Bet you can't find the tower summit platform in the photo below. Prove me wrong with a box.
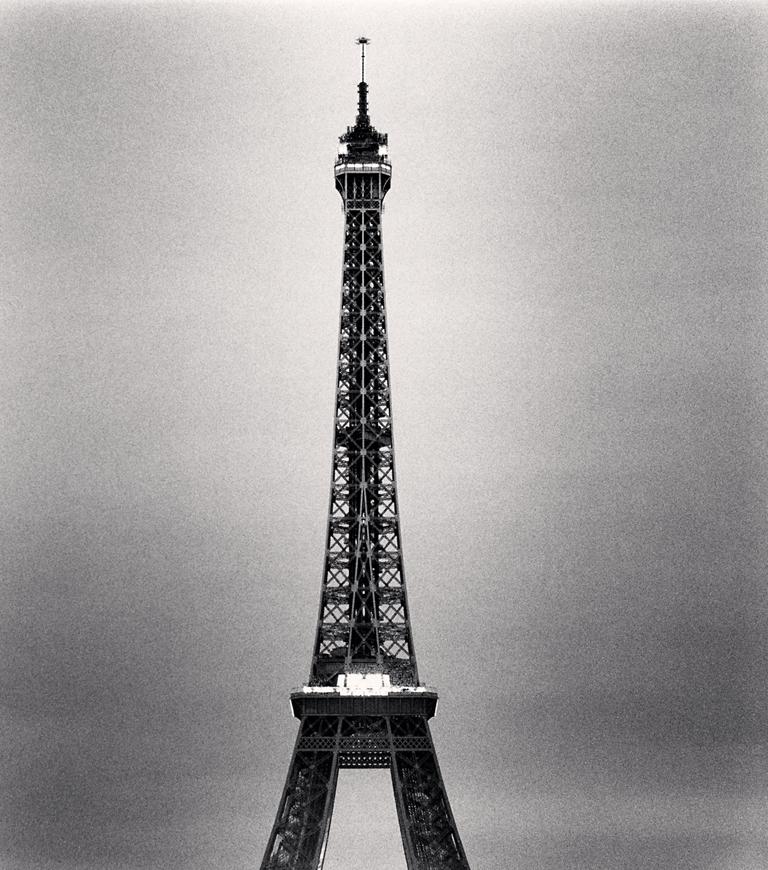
[335,36,391,191]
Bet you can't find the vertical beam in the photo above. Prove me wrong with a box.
[387,715,420,870]
[315,719,341,869]
[260,718,340,870]
[389,718,470,870]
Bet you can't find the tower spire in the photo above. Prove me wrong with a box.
[341,37,386,162]
[357,35,368,82]
[355,36,370,125]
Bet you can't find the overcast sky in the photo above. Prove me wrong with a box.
[1,2,767,869]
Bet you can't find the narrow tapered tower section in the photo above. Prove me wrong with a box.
[260,41,470,870]
[311,40,417,689]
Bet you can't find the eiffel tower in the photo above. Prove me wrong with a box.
[260,40,470,870]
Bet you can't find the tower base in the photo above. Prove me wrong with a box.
[261,682,469,870]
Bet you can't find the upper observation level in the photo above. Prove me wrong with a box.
[335,38,391,192]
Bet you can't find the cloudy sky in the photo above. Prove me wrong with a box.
[1,2,767,868]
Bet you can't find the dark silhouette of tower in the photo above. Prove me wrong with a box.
[260,40,470,870]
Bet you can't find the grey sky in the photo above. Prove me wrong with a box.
[1,3,767,869]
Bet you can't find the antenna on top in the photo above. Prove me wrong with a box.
[356,36,369,82]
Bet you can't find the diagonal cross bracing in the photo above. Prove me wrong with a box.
[311,188,417,688]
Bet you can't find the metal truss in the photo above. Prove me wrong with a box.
[261,714,469,870]
[311,169,417,688]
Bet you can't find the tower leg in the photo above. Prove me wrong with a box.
[389,717,470,870]
[261,717,340,870]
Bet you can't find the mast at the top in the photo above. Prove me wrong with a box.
[358,36,367,82]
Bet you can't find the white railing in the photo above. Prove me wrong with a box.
[335,159,392,175]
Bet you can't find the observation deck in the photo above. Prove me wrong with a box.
[291,673,438,719]
[334,155,391,177]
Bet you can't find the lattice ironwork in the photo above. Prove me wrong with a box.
[260,46,470,870]
[262,713,468,870]
[311,180,418,688]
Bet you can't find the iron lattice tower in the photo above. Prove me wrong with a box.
[260,41,470,870]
